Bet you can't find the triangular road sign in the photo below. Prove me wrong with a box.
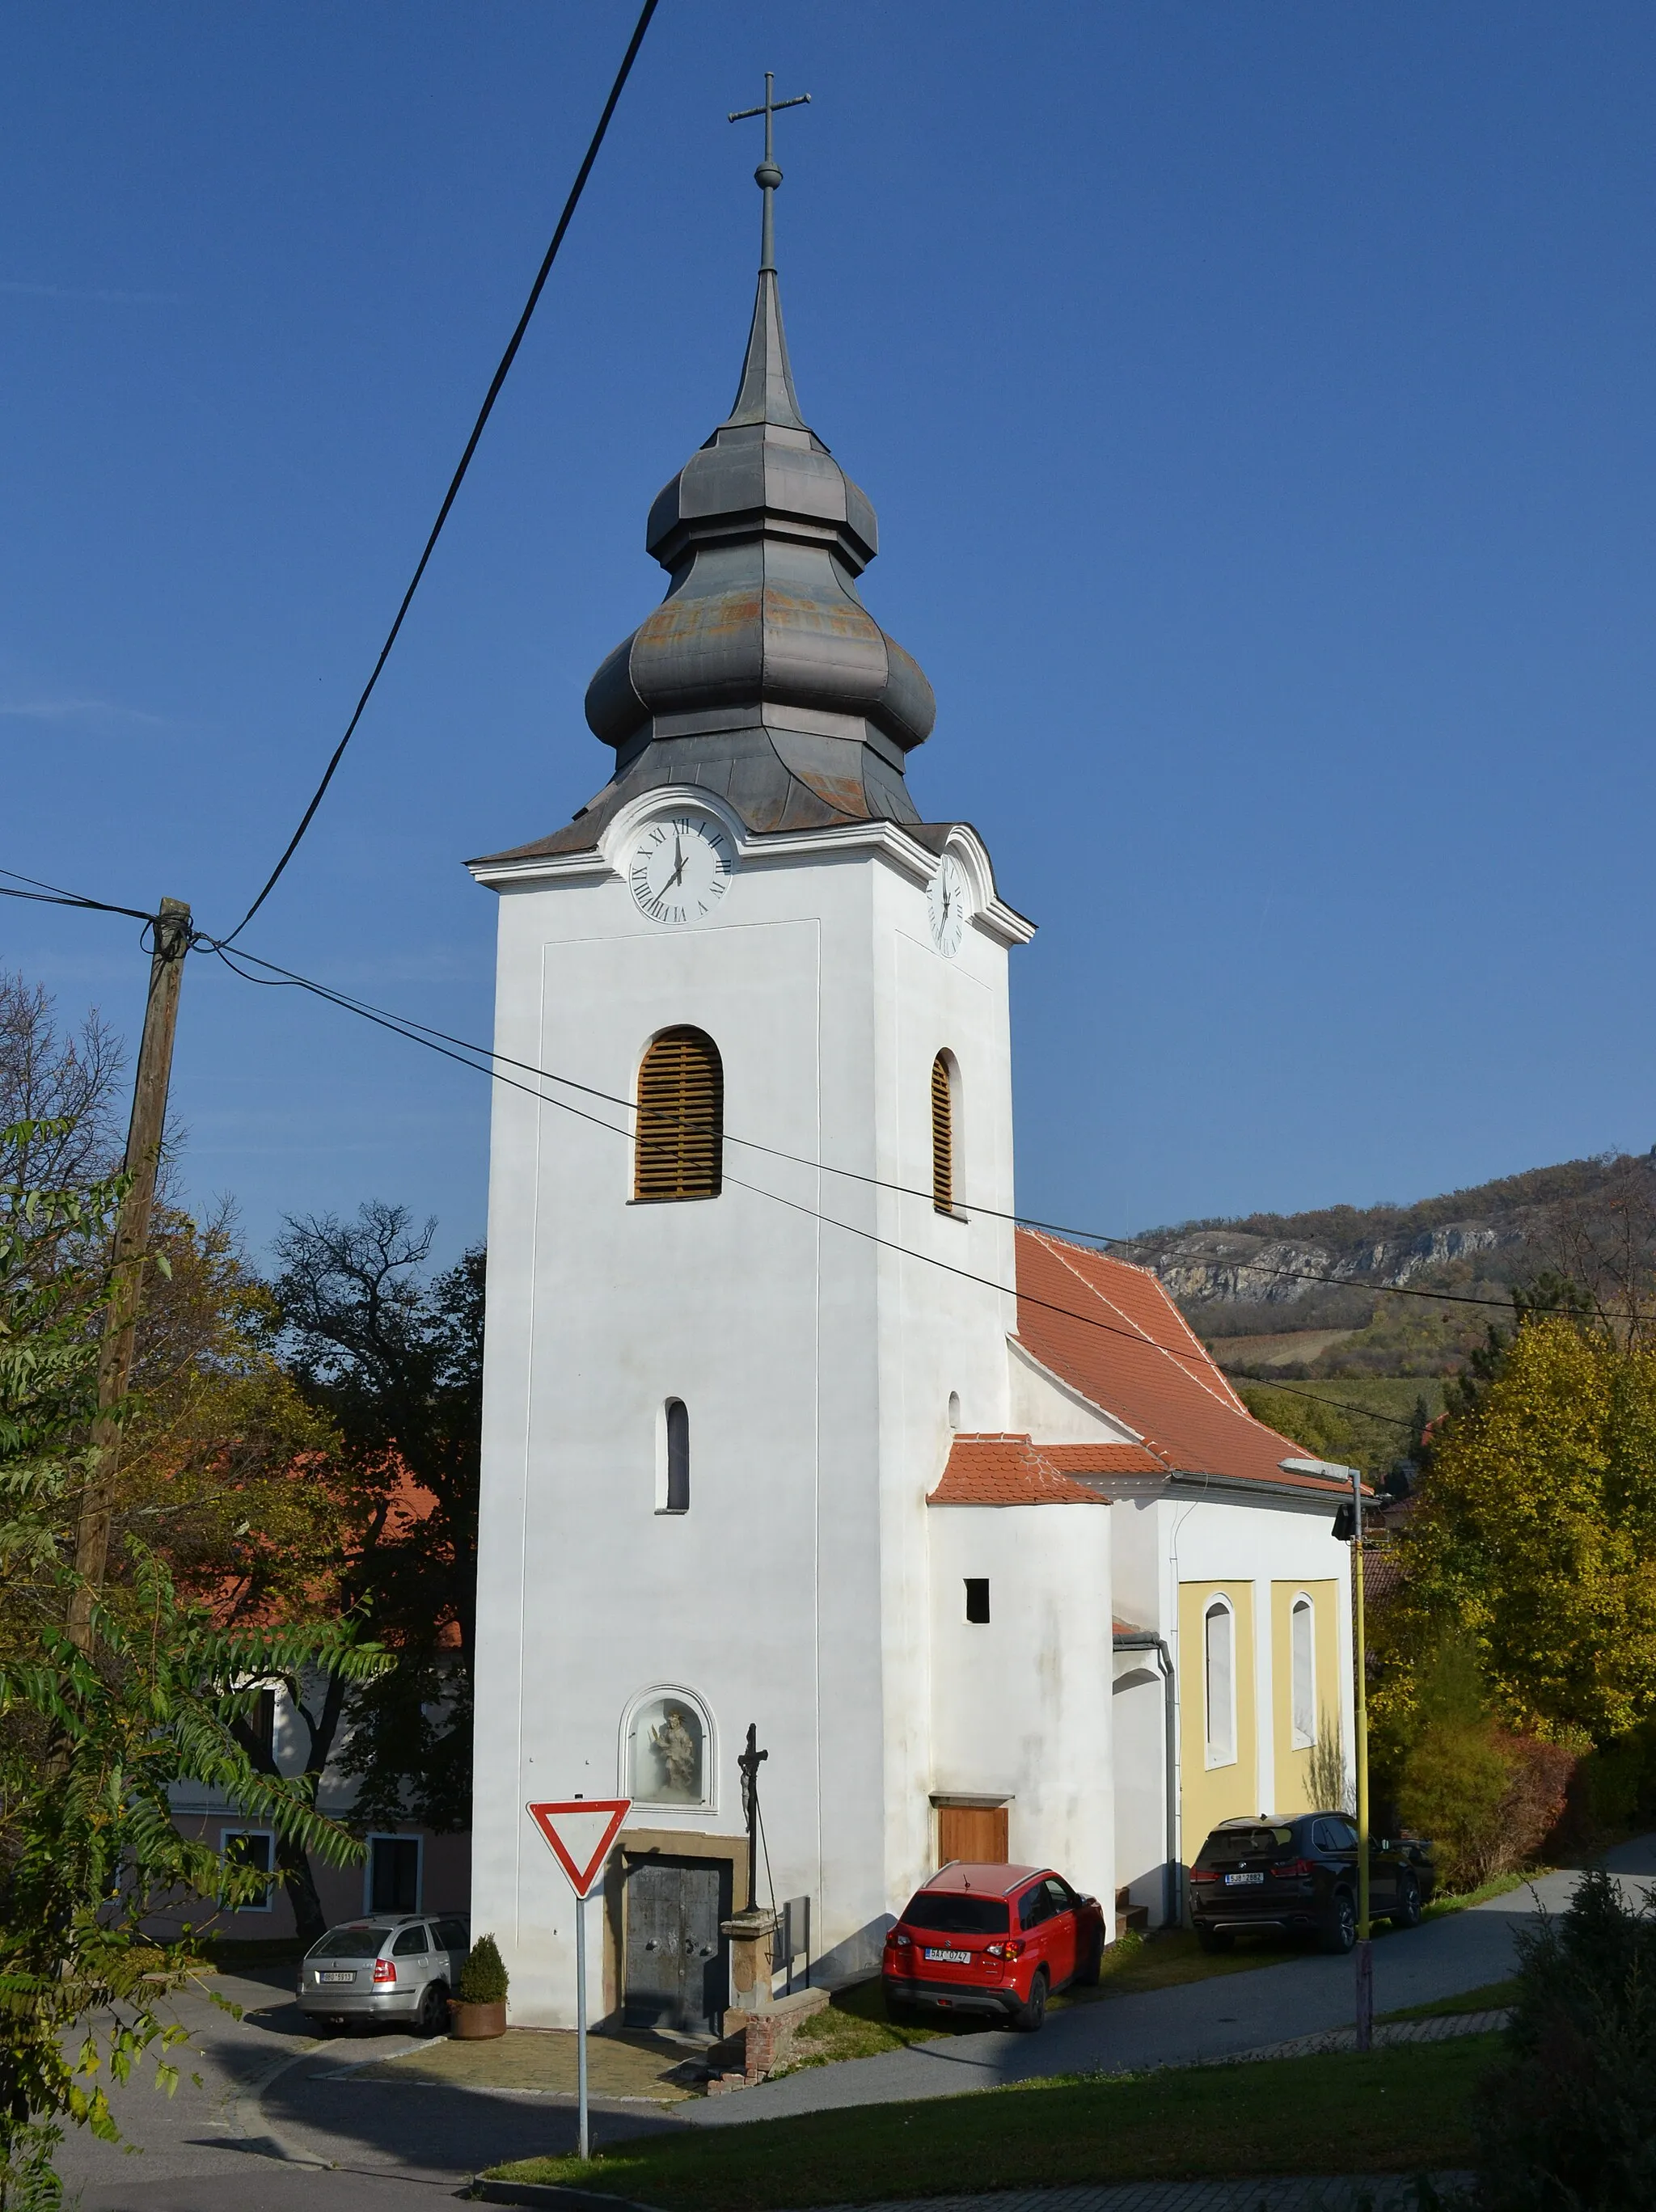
[526,1799,632,1898]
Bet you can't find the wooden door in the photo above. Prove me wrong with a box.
[623,1858,729,2035]
[937,1804,1008,1866]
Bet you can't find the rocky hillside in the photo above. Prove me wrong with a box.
[1123,1151,1654,1383]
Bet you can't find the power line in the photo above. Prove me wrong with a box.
[218,0,662,949]
[207,941,1586,1331]
[209,939,1410,1439]
[0,865,156,925]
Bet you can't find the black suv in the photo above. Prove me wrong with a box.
[1189,1812,1437,1955]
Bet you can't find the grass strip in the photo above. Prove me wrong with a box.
[487,2031,1499,2210]
[1382,1978,1519,2022]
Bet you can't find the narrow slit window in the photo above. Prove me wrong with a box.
[965,1577,991,1624]
[665,1399,690,1513]
[932,1053,955,1214]
[1205,1600,1236,1767]
[635,1028,723,1201]
[1291,1596,1316,1748]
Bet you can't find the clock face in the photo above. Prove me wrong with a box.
[627,813,736,924]
[927,855,969,956]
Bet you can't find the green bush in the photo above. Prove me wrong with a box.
[458,1932,509,2003]
[1475,1868,1656,2209]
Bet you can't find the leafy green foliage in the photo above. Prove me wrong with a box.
[459,1932,509,2004]
[1475,1868,1656,2209]
[1234,1382,1356,1463]
[0,1121,388,2203]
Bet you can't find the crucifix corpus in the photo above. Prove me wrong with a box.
[729,71,811,272]
[737,1721,769,1912]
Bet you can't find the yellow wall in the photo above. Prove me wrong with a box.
[1177,1581,1257,1858]
[1270,1579,1341,1816]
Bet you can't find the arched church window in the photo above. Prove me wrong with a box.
[635,1028,723,1202]
[1291,1594,1316,1749]
[626,1690,711,1806]
[1204,1598,1236,1767]
[664,1399,690,1514]
[932,1053,957,1214]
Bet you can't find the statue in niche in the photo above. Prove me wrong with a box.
[650,1705,700,1798]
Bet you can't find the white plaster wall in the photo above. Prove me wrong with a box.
[469,802,1025,2024]
[1111,1655,1170,1922]
[927,1502,1115,1914]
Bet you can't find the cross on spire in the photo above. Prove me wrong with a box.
[729,71,811,274]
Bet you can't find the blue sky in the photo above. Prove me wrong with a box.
[3,2,1654,1263]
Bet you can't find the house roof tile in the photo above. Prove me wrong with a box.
[927,1433,1135,1507]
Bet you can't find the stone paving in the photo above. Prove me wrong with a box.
[817,2179,1471,2212]
[1212,2007,1507,2067]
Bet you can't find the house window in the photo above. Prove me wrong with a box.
[664,1399,690,1513]
[367,1834,422,1914]
[1204,1599,1236,1767]
[252,1685,277,1766]
[627,1691,710,1806]
[221,1828,275,1911]
[965,1577,991,1624]
[1291,1595,1316,1749]
[931,1053,956,1214]
[635,1028,723,1201]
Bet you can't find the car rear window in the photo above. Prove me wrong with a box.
[901,1892,1011,1936]
[1197,1826,1294,1864]
[308,1924,395,1959]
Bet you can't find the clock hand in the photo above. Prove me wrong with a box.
[667,835,687,889]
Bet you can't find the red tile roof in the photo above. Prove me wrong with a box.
[1014,1231,1349,1496]
[927,1432,1147,1507]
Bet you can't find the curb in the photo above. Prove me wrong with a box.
[469,2180,666,2211]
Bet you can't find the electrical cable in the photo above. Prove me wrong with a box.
[208,938,1413,1437]
[207,939,1602,1331]
[0,866,156,925]
[218,0,662,948]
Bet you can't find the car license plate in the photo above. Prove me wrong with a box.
[319,1969,355,1982]
[923,1948,971,1964]
[1224,1872,1265,1886]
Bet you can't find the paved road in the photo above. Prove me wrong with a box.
[684,1835,1656,2128]
[53,1838,1656,2205]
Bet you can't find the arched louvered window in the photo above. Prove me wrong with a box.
[635,1027,723,1202]
[931,1053,956,1214]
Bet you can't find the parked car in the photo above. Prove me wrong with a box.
[297,1912,471,2033]
[881,1862,1106,2033]
[1189,1813,1437,1954]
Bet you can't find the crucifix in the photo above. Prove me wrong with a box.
[729,71,811,275]
[737,1720,769,1912]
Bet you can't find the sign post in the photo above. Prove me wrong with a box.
[527,1797,631,2164]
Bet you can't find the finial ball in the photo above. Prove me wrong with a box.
[754,160,783,191]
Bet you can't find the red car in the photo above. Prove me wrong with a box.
[881,1862,1105,2032]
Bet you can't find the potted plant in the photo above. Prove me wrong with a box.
[450,1933,509,2039]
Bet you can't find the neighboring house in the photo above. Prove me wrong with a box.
[157,1463,471,1944]
[460,178,1356,2033]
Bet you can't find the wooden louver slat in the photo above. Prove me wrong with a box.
[635,1028,724,1201]
[932,1053,954,1214]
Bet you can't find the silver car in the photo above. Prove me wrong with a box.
[297,1913,470,2034]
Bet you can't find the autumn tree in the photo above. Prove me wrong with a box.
[1374,1312,1656,1743]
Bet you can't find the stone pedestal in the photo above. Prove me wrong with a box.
[720,1906,778,2024]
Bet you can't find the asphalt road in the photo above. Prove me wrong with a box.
[53,1837,1656,2206]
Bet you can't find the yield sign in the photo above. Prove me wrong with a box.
[527,1799,631,1898]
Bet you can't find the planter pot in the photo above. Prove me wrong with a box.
[450,1998,508,2040]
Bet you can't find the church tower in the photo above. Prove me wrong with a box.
[467,116,1050,2031]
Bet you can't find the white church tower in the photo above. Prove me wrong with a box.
[466,122,1116,2033]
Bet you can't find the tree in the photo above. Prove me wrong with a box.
[272,1203,483,1837]
[1374,1313,1656,1742]
[0,1124,386,2205]
[1236,1381,1358,1465]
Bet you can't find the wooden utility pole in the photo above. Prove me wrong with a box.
[67,897,191,1649]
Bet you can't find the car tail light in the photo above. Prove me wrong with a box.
[983,1940,1024,1960]
[885,1929,912,1949]
[1270,1859,1313,1879]
[1189,1868,1219,1884]
[373,1959,396,1984]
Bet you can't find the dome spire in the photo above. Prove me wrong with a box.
[724,72,811,431]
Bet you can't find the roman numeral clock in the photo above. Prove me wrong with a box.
[627,813,736,925]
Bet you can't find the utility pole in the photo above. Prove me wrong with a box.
[68,897,191,1649]
[1344,1462,1373,2049]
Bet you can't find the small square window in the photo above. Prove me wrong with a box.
[964,1578,991,1624]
